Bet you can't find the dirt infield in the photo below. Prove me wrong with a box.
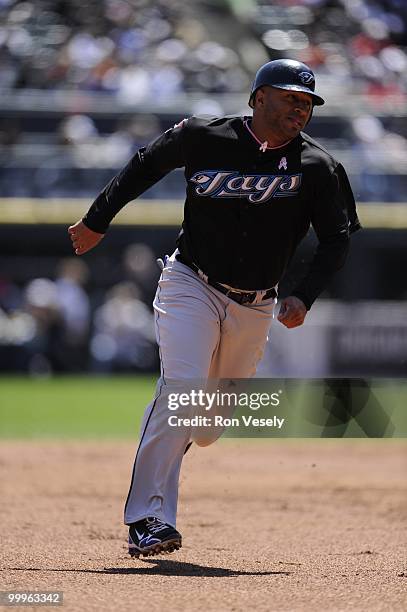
[0,440,406,611]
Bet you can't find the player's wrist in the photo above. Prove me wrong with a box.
[290,291,311,311]
[82,216,108,235]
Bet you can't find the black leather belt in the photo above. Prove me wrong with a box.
[176,254,277,305]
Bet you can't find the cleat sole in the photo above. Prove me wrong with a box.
[129,537,182,559]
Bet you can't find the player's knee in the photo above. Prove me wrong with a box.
[192,432,220,447]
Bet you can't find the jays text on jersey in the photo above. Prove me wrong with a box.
[83,116,361,309]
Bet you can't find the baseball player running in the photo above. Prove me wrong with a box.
[69,59,360,558]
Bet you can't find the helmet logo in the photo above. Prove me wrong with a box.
[299,71,314,84]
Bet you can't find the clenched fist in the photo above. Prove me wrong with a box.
[68,221,104,255]
[277,296,307,329]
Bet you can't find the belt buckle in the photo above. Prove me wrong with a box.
[239,292,255,305]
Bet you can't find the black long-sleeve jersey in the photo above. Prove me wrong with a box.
[83,115,361,309]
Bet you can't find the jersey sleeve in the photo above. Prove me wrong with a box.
[291,162,361,310]
[82,120,187,233]
[335,163,361,234]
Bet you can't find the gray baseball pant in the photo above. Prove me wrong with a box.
[124,252,276,527]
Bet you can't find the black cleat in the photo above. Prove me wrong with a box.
[128,517,182,558]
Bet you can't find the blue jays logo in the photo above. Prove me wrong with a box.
[190,170,301,203]
[299,71,314,84]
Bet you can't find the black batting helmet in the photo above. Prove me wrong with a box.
[249,59,325,108]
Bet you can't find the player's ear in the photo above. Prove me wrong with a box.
[254,87,266,108]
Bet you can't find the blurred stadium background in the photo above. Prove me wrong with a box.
[0,0,406,382]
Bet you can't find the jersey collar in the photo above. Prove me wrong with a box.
[241,117,299,152]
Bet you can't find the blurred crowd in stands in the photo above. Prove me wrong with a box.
[0,0,407,375]
[0,0,406,202]
[0,0,405,98]
[0,0,250,96]
[254,0,406,99]
[0,245,161,374]
[1,1,406,375]
[1,107,406,202]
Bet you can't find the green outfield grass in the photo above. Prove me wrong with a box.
[0,376,406,439]
[0,376,155,438]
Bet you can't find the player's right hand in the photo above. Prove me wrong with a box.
[68,220,104,255]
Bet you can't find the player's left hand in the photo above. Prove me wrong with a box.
[277,296,307,328]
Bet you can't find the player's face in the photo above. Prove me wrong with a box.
[255,87,313,140]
